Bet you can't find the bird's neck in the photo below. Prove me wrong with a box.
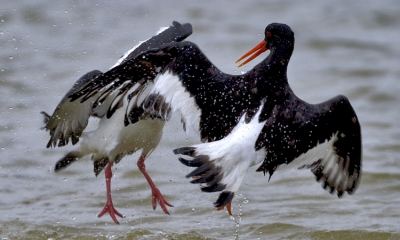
[264,41,294,71]
[251,49,291,94]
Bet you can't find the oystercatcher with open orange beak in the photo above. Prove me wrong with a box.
[72,23,362,216]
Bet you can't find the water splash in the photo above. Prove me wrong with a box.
[229,193,249,240]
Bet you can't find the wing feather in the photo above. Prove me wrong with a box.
[41,70,102,148]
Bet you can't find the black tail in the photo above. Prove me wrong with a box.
[214,191,234,208]
[93,158,109,177]
[54,151,81,172]
[40,111,51,125]
[173,146,196,156]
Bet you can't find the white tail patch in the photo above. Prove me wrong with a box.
[189,105,267,193]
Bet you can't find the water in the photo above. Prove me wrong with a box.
[1,0,400,239]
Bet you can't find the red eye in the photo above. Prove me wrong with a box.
[266,31,272,37]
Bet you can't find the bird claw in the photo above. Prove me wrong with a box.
[98,202,125,224]
[151,187,173,214]
[216,201,232,215]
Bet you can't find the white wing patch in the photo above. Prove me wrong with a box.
[285,132,356,195]
[272,131,355,195]
[146,71,201,134]
[156,26,169,35]
[277,132,339,172]
[110,25,170,69]
[110,39,149,69]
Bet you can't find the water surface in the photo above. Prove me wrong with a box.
[1,0,400,239]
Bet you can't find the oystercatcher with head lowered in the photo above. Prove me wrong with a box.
[72,23,362,216]
[41,21,192,224]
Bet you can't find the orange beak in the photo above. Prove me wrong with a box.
[236,40,268,68]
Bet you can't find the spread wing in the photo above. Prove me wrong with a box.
[70,40,244,140]
[256,95,362,197]
[41,21,193,148]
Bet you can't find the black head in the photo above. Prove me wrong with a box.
[264,23,294,51]
[236,23,295,67]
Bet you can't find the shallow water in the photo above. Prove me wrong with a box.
[1,0,400,239]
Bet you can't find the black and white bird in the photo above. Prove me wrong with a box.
[72,23,362,215]
[41,21,192,224]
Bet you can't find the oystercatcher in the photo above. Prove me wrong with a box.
[72,23,362,215]
[41,21,192,223]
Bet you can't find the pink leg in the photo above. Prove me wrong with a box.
[97,162,125,224]
[137,154,173,214]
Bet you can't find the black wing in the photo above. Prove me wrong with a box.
[256,94,362,197]
[118,21,193,66]
[70,21,193,102]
